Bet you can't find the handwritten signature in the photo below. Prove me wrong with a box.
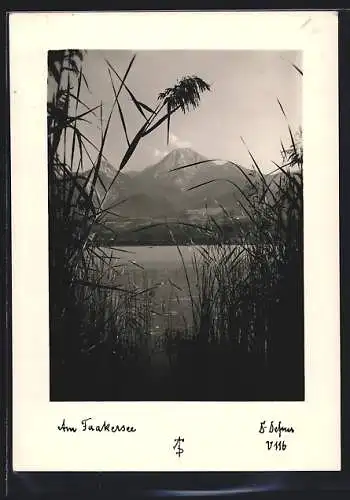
[259,420,294,438]
[57,417,136,433]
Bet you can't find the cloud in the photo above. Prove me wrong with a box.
[153,148,168,159]
[169,133,191,149]
[153,134,192,159]
[153,132,191,158]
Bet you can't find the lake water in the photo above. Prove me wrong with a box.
[105,245,220,335]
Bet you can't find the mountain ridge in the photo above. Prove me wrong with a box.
[85,147,259,219]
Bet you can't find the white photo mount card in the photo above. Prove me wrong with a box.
[10,11,340,471]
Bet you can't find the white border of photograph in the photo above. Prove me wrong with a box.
[10,11,340,471]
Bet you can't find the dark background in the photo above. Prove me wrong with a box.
[1,7,348,500]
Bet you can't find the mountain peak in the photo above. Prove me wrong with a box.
[159,147,207,167]
[99,159,117,178]
[167,146,204,156]
[167,146,198,155]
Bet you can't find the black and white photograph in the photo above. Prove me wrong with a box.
[10,11,340,473]
[48,49,304,402]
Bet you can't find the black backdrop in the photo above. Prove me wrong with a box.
[1,7,349,500]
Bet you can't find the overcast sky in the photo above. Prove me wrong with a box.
[65,50,302,173]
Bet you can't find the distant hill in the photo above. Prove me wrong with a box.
[57,148,299,245]
[84,148,258,221]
